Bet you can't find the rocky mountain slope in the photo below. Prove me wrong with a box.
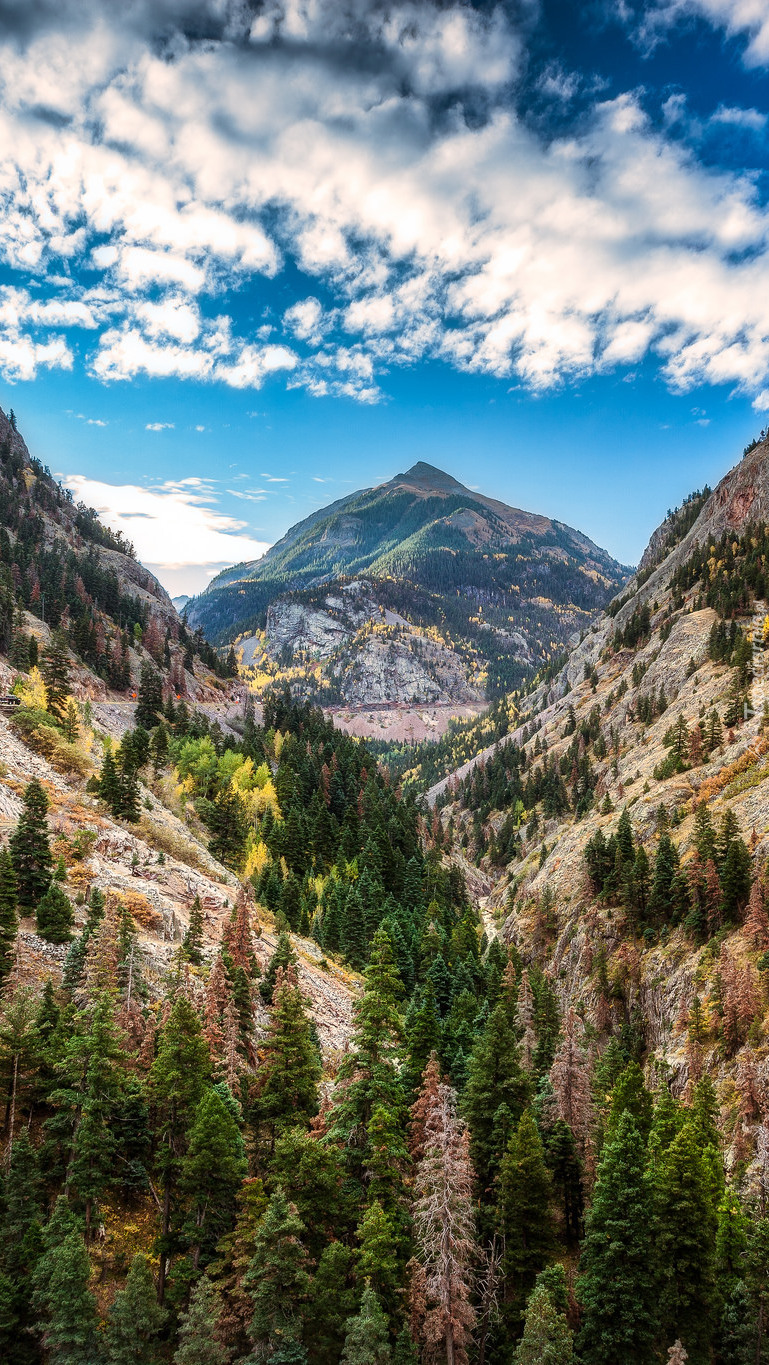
[188,461,631,707]
[435,432,769,1165]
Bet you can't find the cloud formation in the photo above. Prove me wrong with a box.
[0,0,768,406]
[64,471,271,595]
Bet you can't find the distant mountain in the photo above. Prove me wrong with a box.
[187,462,632,703]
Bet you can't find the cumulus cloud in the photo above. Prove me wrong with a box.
[63,471,271,595]
[0,0,767,404]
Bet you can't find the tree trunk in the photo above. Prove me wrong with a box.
[157,1182,171,1304]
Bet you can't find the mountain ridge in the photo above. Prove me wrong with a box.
[188,459,631,707]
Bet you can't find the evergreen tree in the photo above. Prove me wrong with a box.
[107,1253,166,1365]
[174,1277,229,1365]
[42,633,71,723]
[98,750,121,816]
[244,1189,311,1358]
[180,1088,247,1269]
[149,995,211,1302]
[462,962,529,1199]
[0,846,19,981]
[135,662,163,730]
[181,896,205,966]
[307,1242,357,1365]
[651,1121,719,1364]
[515,1271,574,1365]
[256,966,320,1152]
[36,880,74,943]
[577,1112,657,1365]
[0,1128,43,1362]
[9,779,52,911]
[497,1109,555,1331]
[341,1285,392,1364]
[34,1224,103,1365]
[329,929,406,1190]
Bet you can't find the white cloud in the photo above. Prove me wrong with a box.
[632,0,769,65]
[0,0,767,405]
[63,472,270,594]
[145,421,174,431]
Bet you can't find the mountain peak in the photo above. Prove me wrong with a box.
[396,462,467,494]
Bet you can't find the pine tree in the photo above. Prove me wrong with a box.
[0,846,19,981]
[107,1253,166,1365]
[651,1121,719,1364]
[42,633,71,723]
[135,662,164,730]
[9,779,52,911]
[181,895,205,966]
[515,1273,574,1365]
[256,966,320,1152]
[341,1285,392,1365]
[497,1109,555,1331]
[577,1112,657,1365]
[244,1189,311,1357]
[149,995,211,1302]
[180,1088,247,1269]
[34,1223,102,1365]
[412,1079,476,1365]
[329,928,406,1190]
[36,880,74,943]
[307,1241,358,1365]
[174,1277,229,1365]
[0,1128,43,1362]
[98,749,121,816]
[462,961,529,1199]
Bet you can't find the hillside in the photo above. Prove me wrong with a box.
[435,435,769,1138]
[188,461,631,708]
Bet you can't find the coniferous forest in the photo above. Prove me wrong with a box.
[0,672,767,1365]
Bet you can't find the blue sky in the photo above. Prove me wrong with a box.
[1,0,769,594]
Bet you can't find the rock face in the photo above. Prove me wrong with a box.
[188,461,631,707]
[248,579,487,707]
[435,434,769,1159]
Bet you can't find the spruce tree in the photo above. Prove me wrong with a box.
[307,1242,358,1364]
[182,896,205,966]
[0,1128,43,1362]
[329,929,406,1190]
[256,966,320,1152]
[497,1109,555,1331]
[0,846,19,981]
[9,779,52,911]
[34,1225,102,1365]
[651,1121,719,1364]
[515,1273,574,1365]
[135,662,163,730]
[174,1277,229,1365]
[180,1088,247,1269]
[577,1112,657,1365]
[36,880,74,943]
[341,1285,392,1365]
[244,1189,311,1357]
[462,962,529,1200]
[107,1253,166,1365]
[42,633,71,723]
[149,995,211,1302]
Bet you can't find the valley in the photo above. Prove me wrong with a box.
[0,408,768,1363]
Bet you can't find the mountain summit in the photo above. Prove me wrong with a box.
[188,462,631,707]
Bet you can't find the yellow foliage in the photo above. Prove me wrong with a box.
[273,730,285,759]
[244,838,270,880]
[14,666,47,710]
[253,779,280,818]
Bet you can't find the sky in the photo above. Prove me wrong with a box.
[1,1,769,594]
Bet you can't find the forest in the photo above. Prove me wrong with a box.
[0,667,766,1365]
